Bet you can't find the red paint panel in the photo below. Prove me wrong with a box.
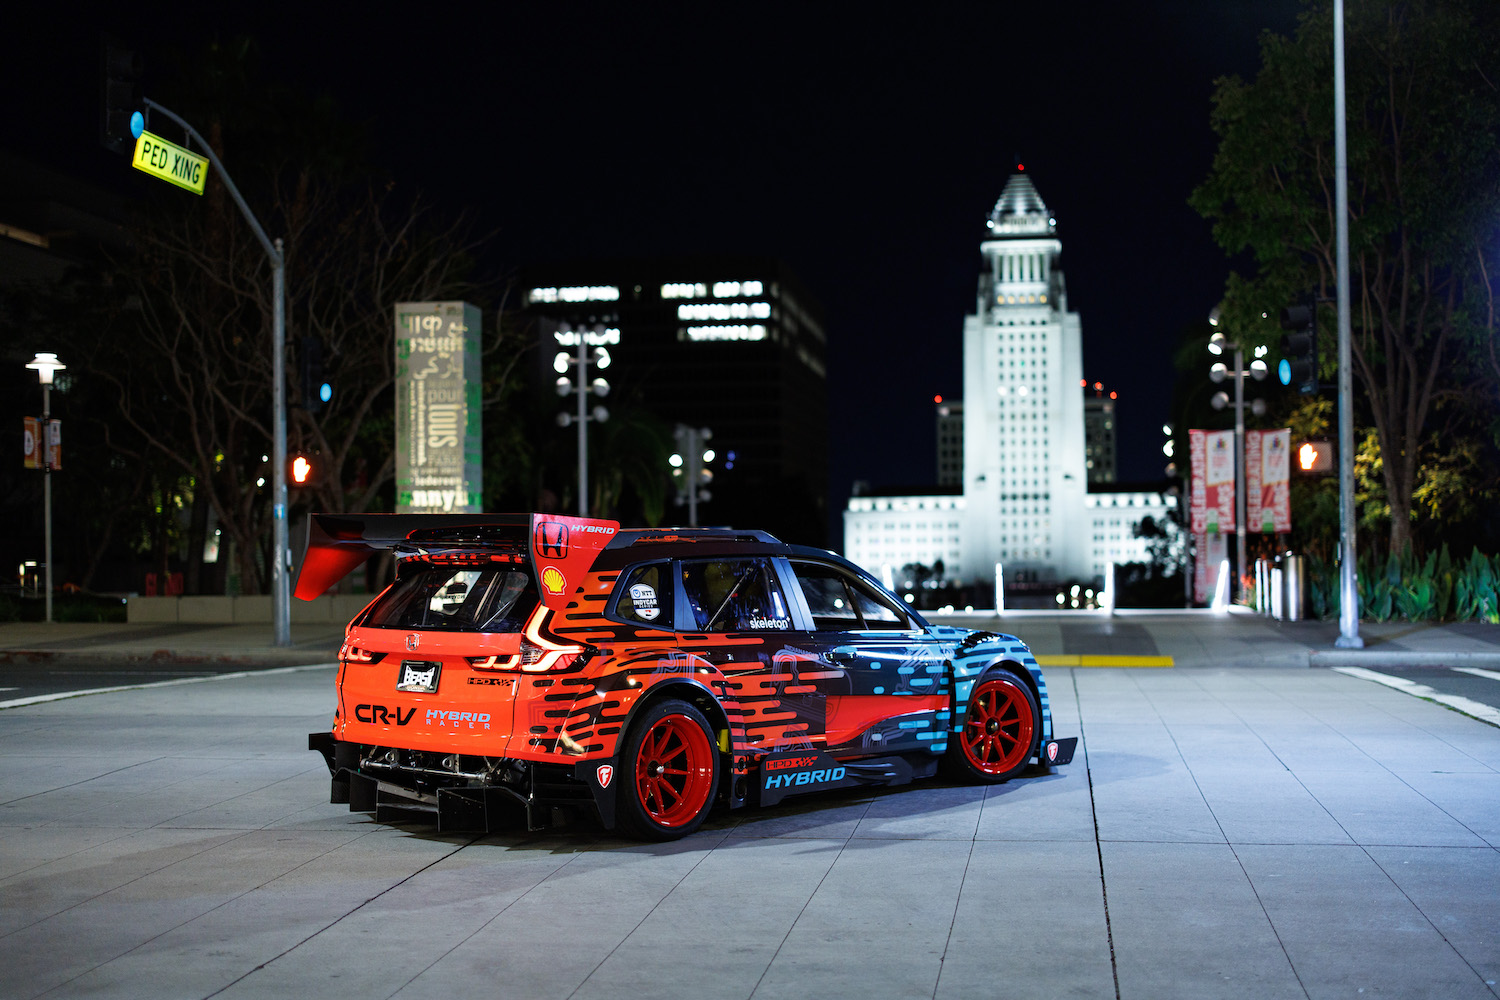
[824,695,948,748]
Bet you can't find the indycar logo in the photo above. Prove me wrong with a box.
[354,704,415,726]
[630,583,660,621]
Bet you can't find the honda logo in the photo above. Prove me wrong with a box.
[537,522,569,559]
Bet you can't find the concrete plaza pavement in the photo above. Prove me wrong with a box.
[2,651,1498,999]
[5,606,1500,674]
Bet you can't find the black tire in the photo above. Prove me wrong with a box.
[945,669,1039,784]
[615,699,720,840]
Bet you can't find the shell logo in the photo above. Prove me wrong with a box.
[541,565,566,595]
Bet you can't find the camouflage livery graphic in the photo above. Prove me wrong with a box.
[300,514,1073,840]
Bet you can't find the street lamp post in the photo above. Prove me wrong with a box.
[554,326,610,517]
[1207,319,1267,603]
[26,352,65,624]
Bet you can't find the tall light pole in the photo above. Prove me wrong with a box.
[26,352,65,624]
[1207,317,1268,602]
[554,326,610,517]
[1332,0,1363,647]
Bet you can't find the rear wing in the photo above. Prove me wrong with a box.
[294,513,620,611]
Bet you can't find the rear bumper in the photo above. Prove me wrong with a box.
[309,732,615,833]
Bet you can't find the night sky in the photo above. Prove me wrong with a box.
[10,1,1304,531]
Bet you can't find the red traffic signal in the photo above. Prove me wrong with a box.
[289,453,320,487]
[1296,439,1333,473]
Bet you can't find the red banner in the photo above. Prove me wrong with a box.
[1245,429,1290,533]
[22,417,40,469]
[1189,429,1235,535]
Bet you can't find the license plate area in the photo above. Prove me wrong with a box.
[396,660,441,693]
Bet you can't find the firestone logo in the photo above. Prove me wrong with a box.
[596,764,614,788]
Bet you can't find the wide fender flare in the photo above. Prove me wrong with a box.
[615,672,737,758]
[949,654,1052,747]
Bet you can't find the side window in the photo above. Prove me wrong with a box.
[791,561,913,631]
[680,559,791,632]
[790,562,861,630]
[615,563,672,628]
[850,586,907,628]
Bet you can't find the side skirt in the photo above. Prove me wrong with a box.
[756,750,938,809]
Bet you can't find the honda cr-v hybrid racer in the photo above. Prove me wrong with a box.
[299,513,1075,840]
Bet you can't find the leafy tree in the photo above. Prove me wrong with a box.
[1191,0,1500,557]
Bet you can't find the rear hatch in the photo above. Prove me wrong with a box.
[297,513,621,756]
[338,559,538,754]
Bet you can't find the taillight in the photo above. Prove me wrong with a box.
[469,638,585,672]
[340,643,384,664]
[468,653,519,670]
[465,607,586,672]
[519,638,584,672]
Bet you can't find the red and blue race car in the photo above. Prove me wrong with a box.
[300,513,1075,840]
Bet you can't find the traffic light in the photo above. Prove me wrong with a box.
[1278,304,1317,394]
[288,453,320,488]
[1296,439,1334,473]
[100,37,144,155]
[299,337,330,413]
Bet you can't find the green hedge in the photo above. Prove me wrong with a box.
[0,593,128,623]
[1307,545,1500,622]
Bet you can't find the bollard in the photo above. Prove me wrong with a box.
[1270,556,1285,619]
[1282,552,1307,621]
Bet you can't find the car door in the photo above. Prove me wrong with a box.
[677,556,835,751]
[783,558,954,757]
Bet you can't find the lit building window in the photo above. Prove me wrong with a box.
[528,285,619,304]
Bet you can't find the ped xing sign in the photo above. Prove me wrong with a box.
[132,131,208,195]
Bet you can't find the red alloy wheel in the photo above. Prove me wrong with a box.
[960,676,1036,776]
[632,713,716,827]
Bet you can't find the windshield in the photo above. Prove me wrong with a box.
[361,566,537,632]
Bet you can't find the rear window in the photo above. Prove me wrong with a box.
[362,566,538,632]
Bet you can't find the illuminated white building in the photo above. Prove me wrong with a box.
[844,171,1174,598]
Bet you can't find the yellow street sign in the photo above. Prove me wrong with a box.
[132,130,208,195]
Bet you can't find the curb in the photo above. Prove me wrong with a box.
[0,648,339,669]
[1309,650,1500,669]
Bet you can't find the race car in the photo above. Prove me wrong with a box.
[299,513,1075,840]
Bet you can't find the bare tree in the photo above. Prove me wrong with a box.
[95,172,488,593]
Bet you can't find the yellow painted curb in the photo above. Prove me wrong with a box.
[1034,654,1174,668]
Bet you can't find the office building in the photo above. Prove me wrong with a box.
[522,256,828,543]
